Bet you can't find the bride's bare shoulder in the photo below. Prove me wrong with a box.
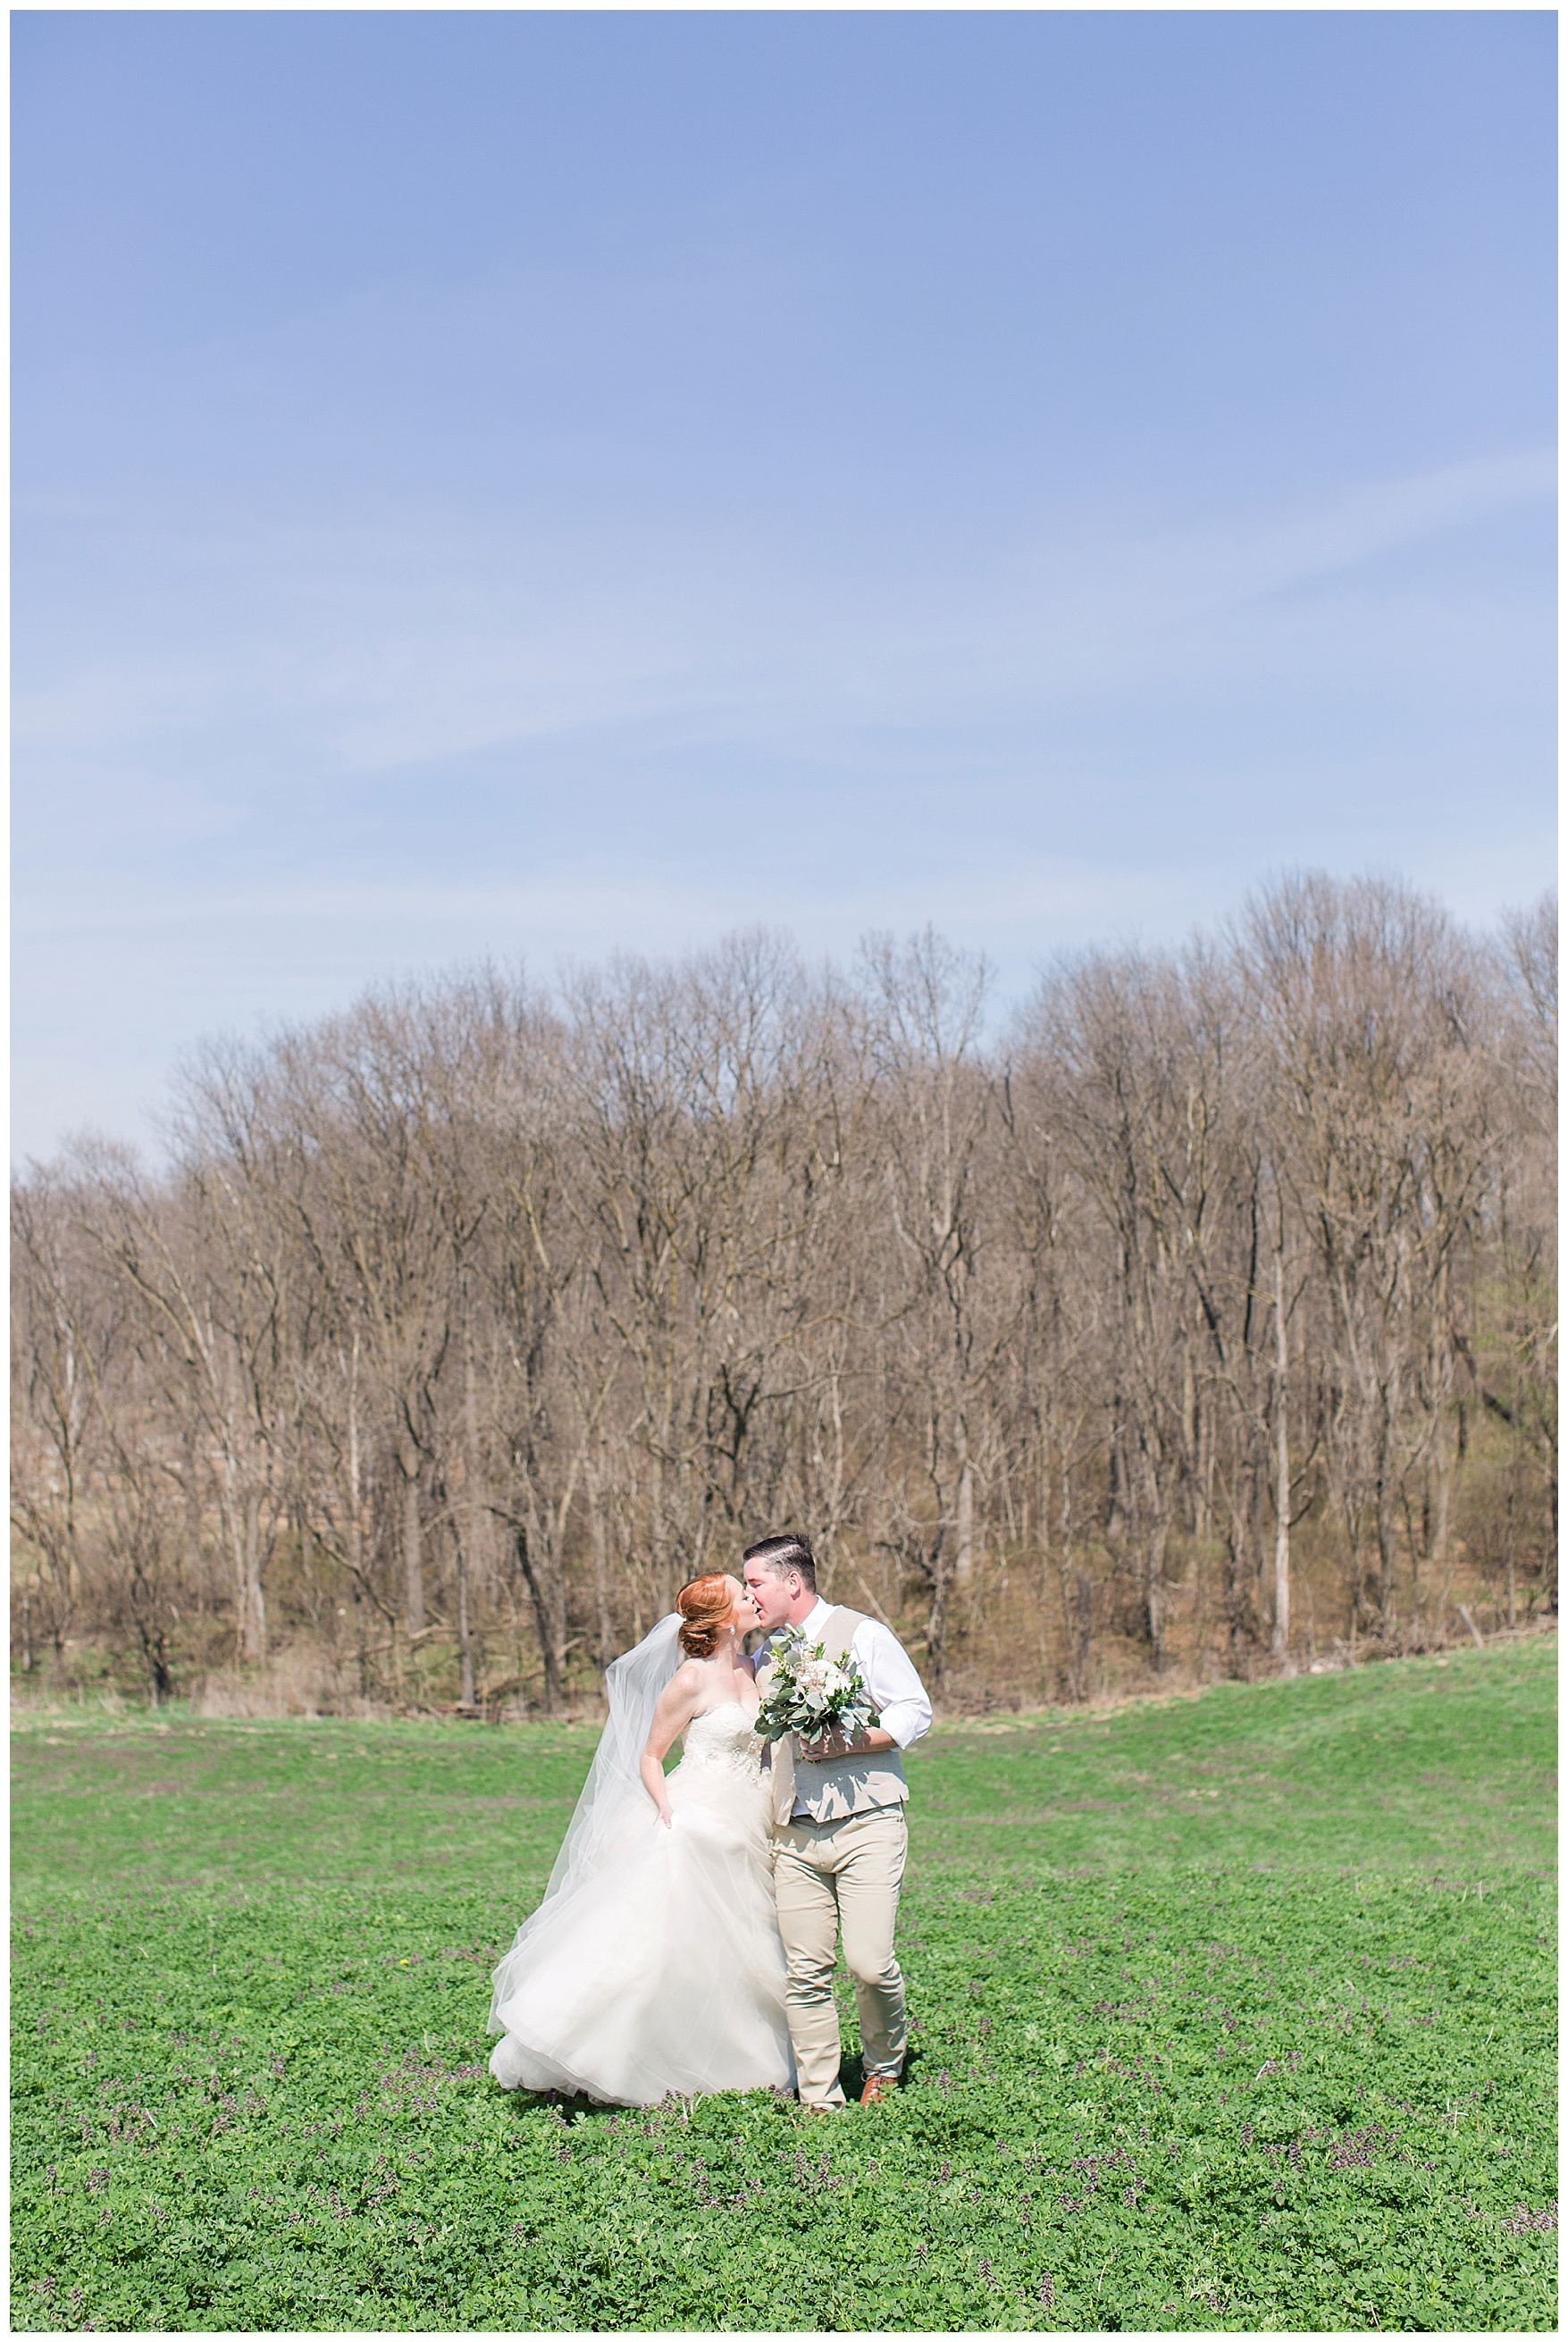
[653,1657,707,1708]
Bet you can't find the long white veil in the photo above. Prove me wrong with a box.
[487,1614,683,2030]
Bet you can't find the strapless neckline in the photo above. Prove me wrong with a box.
[678,1702,766,1780]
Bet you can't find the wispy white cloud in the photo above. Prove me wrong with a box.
[14,448,1552,784]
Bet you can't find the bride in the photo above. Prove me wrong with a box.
[487,1573,794,2104]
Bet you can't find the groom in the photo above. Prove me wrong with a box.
[742,1532,933,2111]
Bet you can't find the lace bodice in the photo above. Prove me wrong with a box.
[677,1700,766,1784]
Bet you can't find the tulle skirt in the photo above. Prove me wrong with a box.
[487,1759,795,2105]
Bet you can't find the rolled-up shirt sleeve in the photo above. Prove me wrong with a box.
[851,1620,933,1750]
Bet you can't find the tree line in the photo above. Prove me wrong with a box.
[11,872,1556,1715]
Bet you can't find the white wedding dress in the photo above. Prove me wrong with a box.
[488,1683,795,2106]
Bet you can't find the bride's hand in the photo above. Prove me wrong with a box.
[641,1663,704,1818]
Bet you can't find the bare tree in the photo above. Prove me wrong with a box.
[1241,875,1489,1640]
[11,885,1555,1716]
[863,930,1000,1683]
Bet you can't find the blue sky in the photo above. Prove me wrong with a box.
[13,10,1556,1162]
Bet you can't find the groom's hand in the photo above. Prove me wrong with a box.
[799,1724,891,1763]
[799,1725,859,1764]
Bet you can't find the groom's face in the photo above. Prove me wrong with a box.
[742,1559,796,1633]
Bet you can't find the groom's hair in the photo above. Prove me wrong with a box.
[743,1532,816,1594]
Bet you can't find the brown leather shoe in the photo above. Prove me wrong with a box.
[859,2070,900,2106]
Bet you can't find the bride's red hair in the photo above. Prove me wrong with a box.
[675,1573,735,1658]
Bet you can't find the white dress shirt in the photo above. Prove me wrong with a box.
[772,1597,933,1816]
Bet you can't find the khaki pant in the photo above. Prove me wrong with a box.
[772,1804,908,2108]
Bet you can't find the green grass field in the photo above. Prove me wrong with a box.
[12,1638,1557,2332]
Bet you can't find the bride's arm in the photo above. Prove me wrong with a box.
[639,1666,703,1826]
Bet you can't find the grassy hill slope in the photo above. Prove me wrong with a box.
[12,1637,1557,2332]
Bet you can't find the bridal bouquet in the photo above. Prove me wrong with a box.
[753,1633,879,1747]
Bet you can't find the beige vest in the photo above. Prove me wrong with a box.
[756,1606,909,1827]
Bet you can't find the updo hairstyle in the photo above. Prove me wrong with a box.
[675,1573,735,1658]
